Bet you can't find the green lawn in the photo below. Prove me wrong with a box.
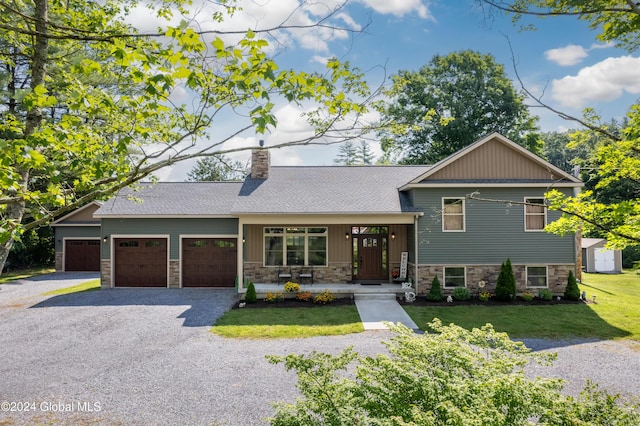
[42,278,101,295]
[0,266,55,284]
[404,271,640,341]
[211,305,364,339]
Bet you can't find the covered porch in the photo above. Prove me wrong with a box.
[245,282,413,298]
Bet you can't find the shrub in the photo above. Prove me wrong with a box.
[245,282,257,304]
[521,291,535,302]
[452,286,471,301]
[425,276,443,302]
[478,291,491,302]
[495,258,517,301]
[313,289,336,304]
[564,270,581,301]
[265,292,284,303]
[296,291,312,302]
[538,288,553,301]
[284,281,300,293]
[267,322,640,425]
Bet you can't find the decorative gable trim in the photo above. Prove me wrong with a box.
[399,132,582,190]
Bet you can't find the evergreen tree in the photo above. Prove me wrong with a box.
[245,282,257,304]
[358,141,375,165]
[564,270,581,301]
[495,259,516,301]
[425,275,443,302]
[186,155,246,181]
[334,141,359,165]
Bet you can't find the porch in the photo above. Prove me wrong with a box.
[245,282,412,298]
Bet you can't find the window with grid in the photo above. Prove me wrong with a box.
[444,267,466,288]
[525,198,546,231]
[442,198,465,232]
[264,227,327,266]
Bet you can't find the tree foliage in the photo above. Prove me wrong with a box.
[425,275,443,302]
[564,270,580,300]
[334,140,376,165]
[267,321,640,425]
[479,0,640,249]
[186,155,247,181]
[495,258,517,301]
[377,50,538,164]
[0,0,372,272]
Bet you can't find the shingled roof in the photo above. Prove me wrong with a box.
[94,166,431,217]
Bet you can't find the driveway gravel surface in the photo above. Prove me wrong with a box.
[1,273,639,425]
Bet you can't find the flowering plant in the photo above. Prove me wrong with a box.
[478,291,491,302]
[265,292,284,303]
[284,281,300,292]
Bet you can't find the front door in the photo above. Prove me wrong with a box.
[358,235,383,280]
[352,226,388,282]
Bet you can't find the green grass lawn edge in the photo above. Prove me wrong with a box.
[211,305,364,339]
[0,267,55,284]
[42,279,101,296]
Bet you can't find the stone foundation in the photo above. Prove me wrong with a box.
[416,264,575,296]
[100,259,111,289]
[55,252,63,271]
[243,262,353,284]
[169,260,180,288]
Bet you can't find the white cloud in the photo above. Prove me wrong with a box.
[359,0,432,19]
[551,56,640,108]
[544,44,588,66]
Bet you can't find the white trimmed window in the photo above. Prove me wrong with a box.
[442,198,465,232]
[444,266,466,288]
[526,266,548,288]
[264,227,327,266]
[524,197,546,231]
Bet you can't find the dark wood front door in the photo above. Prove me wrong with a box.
[114,238,167,287]
[357,235,385,281]
[182,238,237,287]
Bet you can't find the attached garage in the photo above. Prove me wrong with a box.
[64,239,101,271]
[182,238,237,287]
[114,238,168,287]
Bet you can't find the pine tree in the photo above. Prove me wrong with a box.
[426,275,443,302]
[564,270,581,301]
[334,141,359,165]
[495,259,516,301]
[358,141,375,164]
[245,282,257,303]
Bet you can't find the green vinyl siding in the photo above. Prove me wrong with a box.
[411,187,575,264]
[101,218,238,259]
[54,226,100,252]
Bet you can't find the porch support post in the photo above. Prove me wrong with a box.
[414,213,421,294]
[237,219,244,291]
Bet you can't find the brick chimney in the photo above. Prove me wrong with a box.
[251,145,270,179]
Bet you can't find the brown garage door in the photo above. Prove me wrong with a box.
[114,238,167,287]
[182,238,237,287]
[65,240,100,271]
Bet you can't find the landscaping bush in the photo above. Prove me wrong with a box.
[538,288,553,301]
[521,291,535,302]
[452,286,471,301]
[564,270,581,301]
[495,258,516,301]
[265,292,284,303]
[296,291,312,302]
[478,291,491,302]
[425,276,443,302]
[313,289,336,304]
[245,282,257,304]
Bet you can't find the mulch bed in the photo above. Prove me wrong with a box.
[234,296,586,309]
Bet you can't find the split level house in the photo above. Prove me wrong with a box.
[52,133,583,295]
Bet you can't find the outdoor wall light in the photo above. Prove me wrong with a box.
[103,235,108,243]
[391,232,396,240]
[345,233,350,240]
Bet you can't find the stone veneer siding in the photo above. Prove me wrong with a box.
[55,252,63,271]
[415,264,575,296]
[169,260,180,288]
[100,260,111,289]
[243,262,352,284]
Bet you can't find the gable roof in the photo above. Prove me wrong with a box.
[51,201,102,226]
[94,182,243,217]
[400,133,583,189]
[232,165,431,215]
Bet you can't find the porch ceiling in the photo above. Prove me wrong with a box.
[238,213,421,225]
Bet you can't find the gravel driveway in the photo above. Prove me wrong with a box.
[1,273,639,425]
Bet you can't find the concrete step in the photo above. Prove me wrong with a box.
[354,293,398,301]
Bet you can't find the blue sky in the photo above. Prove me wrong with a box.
[139,1,640,180]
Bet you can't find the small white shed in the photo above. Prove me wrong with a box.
[582,238,623,273]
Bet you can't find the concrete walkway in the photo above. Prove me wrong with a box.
[354,294,418,330]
